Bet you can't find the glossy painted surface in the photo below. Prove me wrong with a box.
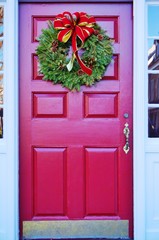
[19,3,133,238]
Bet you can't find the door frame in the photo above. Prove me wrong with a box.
[3,0,146,239]
[133,0,146,239]
[0,0,19,239]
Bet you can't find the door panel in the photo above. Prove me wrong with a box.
[33,147,67,216]
[19,3,133,238]
[85,148,118,215]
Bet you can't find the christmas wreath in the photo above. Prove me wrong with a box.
[36,11,113,91]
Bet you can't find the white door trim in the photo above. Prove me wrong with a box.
[4,0,19,239]
[133,0,146,239]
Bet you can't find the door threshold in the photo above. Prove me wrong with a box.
[23,220,129,240]
[22,238,132,240]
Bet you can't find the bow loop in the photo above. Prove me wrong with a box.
[54,11,96,75]
[58,28,73,43]
[62,17,73,27]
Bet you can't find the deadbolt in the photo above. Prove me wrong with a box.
[124,113,129,119]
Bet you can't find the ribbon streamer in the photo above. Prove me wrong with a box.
[54,11,96,75]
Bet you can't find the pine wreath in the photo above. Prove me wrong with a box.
[36,12,113,91]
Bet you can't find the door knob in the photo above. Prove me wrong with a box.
[123,122,130,154]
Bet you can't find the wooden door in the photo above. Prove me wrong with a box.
[19,3,133,239]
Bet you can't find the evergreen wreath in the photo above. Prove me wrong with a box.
[36,11,113,91]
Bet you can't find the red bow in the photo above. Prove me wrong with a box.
[54,11,96,75]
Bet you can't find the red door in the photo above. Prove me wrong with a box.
[20,2,133,239]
